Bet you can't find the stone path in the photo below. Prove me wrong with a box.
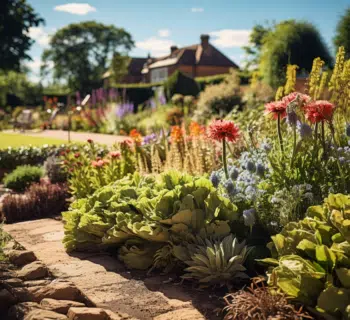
[3,130,127,146]
[4,219,221,320]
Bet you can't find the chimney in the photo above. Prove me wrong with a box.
[200,34,210,48]
[170,46,178,54]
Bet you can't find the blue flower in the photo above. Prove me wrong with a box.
[339,157,346,164]
[229,168,239,180]
[256,164,265,177]
[247,161,256,173]
[209,172,220,188]
[261,142,272,152]
[224,179,235,195]
[297,122,313,139]
[287,111,299,127]
[243,208,256,227]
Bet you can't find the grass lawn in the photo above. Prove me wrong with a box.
[0,133,67,148]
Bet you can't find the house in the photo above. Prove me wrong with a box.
[142,34,239,83]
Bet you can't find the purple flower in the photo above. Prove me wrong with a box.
[159,93,166,105]
[287,111,299,127]
[297,122,313,139]
[229,168,239,180]
[143,133,157,145]
[243,208,256,227]
[210,172,220,188]
[224,179,235,195]
[256,164,265,176]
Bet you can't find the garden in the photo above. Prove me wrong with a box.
[1,46,350,319]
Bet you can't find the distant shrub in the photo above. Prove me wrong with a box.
[3,165,44,192]
[44,156,67,184]
[164,71,199,100]
[183,95,195,107]
[194,70,242,121]
[166,107,183,125]
[171,94,184,106]
[1,183,69,223]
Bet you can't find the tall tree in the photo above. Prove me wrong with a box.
[259,20,333,88]
[110,53,131,84]
[334,7,350,58]
[42,21,134,93]
[0,0,44,71]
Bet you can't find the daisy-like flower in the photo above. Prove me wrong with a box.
[208,120,240,142]
[305,100,335,123]
[282,92,311,107]
[264,101,287,119]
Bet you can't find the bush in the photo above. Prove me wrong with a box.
[163,71,199,100]
[1,183,69,223]
[44,156,67,183]
[3,165,44,192]
[170,94,184,106]
[195,70,242,121]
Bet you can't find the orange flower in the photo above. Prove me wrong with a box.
[170,126,184,143]
[305,100,335,123]
[129,129,142,146]
[189,121,205,137]
[208,120,240,142]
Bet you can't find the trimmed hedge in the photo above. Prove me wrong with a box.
[164,71,200,99]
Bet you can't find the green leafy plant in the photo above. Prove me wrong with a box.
[173,234,249,287]
[261,194,350,319]
[3,165,44,192]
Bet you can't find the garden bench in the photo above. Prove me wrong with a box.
[13,109,33,132]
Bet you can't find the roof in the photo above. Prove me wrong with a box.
[102,57,148,79]
[145,43,238,70]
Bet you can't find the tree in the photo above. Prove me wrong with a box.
[259,20,333,88]
[334,7,350,59]
[42,21,134,93]
[0,0,44,71]
[242,24,271,71]
[110,53,131,84]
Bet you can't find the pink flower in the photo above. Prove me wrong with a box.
[305,100,335,123]
[92,159,105,168]
[87,139,93,144]
[109,151,121,159]
[264,101,287,119]
[282,92,311,107]
[208,120,240,142]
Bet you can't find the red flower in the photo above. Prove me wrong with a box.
[264,101,287,119]
[282,92,311,107]
[121,139,133,149]
[87,139,93,144]
[208,120,240,142]
[109,151,121,159]
[129,129,142,146]
[66,149,71,153]
[74,152,80,158]
[305,100,335,123]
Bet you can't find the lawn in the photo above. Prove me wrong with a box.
[0,133,67,148]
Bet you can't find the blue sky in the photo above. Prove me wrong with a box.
[27,0,350,81]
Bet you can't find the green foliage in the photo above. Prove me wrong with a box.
[3,165,43,192]
[163,71,199,100]
[260,20,333,88]
[1,182,69,223]
[171,94,184,106]
[112,83,156,108]
[109,53,131,84]
[334,7,350,59]
[195,74,227,91]
[62,170,240,277]
[173,234,249,287]
[195,70,242,121]
[0,0,44,71]
[261,194,350,318]
[42,21,134,93]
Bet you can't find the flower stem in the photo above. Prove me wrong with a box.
[330,123,346,192]
[321,121,327,160]
[222,138,228,179]
[291,125,297,167]
[277,113,284,153]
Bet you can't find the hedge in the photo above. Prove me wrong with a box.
[163,71,200,99]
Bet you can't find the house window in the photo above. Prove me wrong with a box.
[150,68,168,83]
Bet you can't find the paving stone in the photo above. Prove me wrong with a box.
[8,250,36,266]
[3,278,24,288]
[17,261,48,280]
[153,308,206,320]
[41,298,85,314]
[0,288,17,311]
[24,308,68,319]
[67,307,109,320]
[29,279,81,302]
[7,302,41,319]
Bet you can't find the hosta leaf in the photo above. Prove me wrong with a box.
[336,268,350,288]
[315,245,337,271]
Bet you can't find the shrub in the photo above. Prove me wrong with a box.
[166,107,183,125]
[195,70,242,121]
[183,95,195,107]
[1,183,69,223]
[170,94,184,106]
[44,156,67,184]
[3,165,44,192]
[163,71,199,100]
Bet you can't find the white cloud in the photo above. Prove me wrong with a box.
[158,29,170,38]
[210,29,251,48]
[28,27,50,46]
[54,3,96,15]
[229,54,245,67]
[136,37,175,57]
[191,7,204,13]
